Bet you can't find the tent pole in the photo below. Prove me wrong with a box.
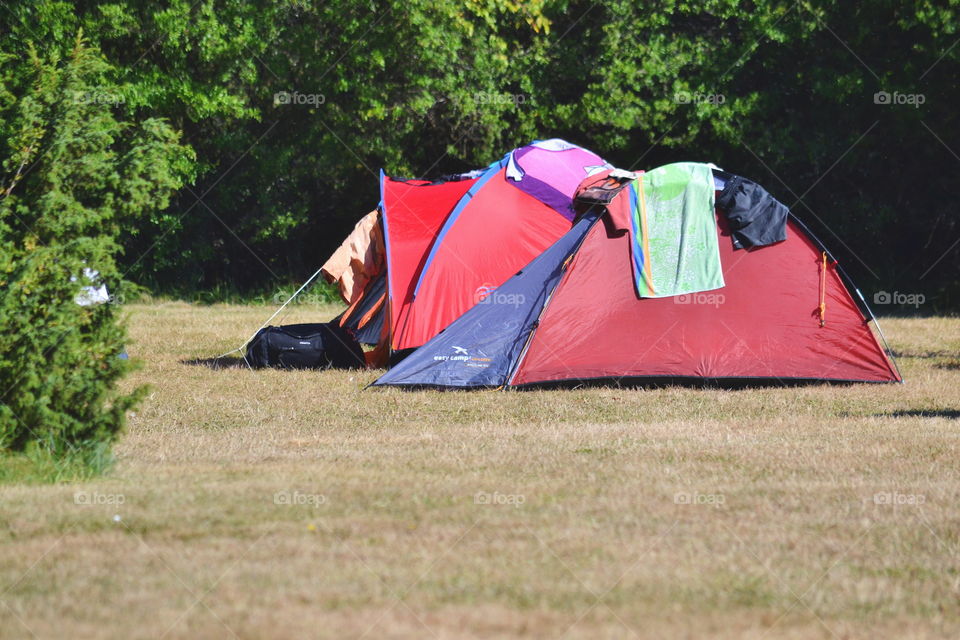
[853,286,904,383]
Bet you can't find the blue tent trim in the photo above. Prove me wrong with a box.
[377,169,395,331]
[373,209,602,389]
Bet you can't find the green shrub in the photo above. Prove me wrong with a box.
[0,33,192,476]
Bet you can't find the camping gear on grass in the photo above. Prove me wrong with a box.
[245,323,364,370]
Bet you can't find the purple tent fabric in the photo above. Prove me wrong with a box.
[504,139,610,220]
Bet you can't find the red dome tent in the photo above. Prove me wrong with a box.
[323,140,611,359]
[373,169,901,388]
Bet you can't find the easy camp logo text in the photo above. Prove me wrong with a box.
[433,345,492,368]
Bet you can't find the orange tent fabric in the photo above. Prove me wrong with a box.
[321,210,385,303]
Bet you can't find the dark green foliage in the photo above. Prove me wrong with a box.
[3,0,955,309]
[0,33,192,469]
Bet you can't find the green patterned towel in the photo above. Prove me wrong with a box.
[631,162,724,298]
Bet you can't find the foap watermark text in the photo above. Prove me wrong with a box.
[874,290,925,308]
[470,92,531,107]
[675,91,725,105]
[874,491,925,506]
[474,284,525,308]
[675,292,725,308]
[674,491,725,507]
[874,91,925,108]
[474,491,526,507]
[74,491,125,505]
[274,91,326,106]
[274,490,327,507]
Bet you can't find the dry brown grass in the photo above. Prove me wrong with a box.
[1,302,959,639]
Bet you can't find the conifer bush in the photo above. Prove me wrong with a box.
[0,34,192,473]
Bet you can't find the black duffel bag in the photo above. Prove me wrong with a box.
[245,323,365,369]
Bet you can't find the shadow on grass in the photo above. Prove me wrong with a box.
[885,409,960,420]
[181,357,372,373]
[181,356,249,370]
[891,349,958,359]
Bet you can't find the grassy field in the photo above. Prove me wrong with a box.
[1,302,959,639]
